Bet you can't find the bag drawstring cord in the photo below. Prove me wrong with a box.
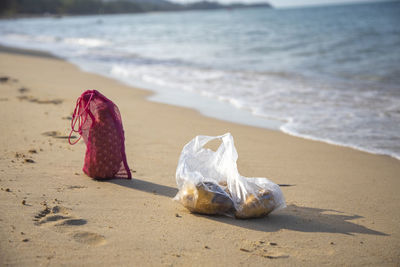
[68,92,94,145]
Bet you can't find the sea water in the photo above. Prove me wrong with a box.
[0,1,399,159]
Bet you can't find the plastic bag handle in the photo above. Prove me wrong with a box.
[189,133,237,161]
[184,133,239,179]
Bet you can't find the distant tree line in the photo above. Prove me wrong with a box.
[0,0,271,17]
[0,0,175,16]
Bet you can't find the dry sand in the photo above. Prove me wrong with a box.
[0,48,399,266]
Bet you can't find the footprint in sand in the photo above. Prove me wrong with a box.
[0,75,18,83]
[0,76,10,83]
[42,131,77,140]
[34,205,74,227]
[62,115,72,121]
[72,231,106,246]
[18,87,30,94]
[239,240,290,260]
[17,94,63,105]
[34,204,106,246]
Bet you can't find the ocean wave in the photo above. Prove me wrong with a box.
[2,33,108,47]
[280,123,400,160]
[63,37,109,47]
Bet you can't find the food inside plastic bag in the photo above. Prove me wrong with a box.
[235,189,275,219]
[179,182,234,215]
[174,133,285,219]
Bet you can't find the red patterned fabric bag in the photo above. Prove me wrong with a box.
[69,90,131,179]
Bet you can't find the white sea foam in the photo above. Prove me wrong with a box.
[63,37,109,47]
[280,123,400,161]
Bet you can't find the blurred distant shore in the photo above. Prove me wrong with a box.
[0,0,272,19]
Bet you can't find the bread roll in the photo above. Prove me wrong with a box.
[181,182,234,215]
[235,190,275,219]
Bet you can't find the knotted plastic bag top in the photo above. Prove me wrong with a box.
[69,90,131,179]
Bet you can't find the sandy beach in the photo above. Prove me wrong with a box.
[0,47,399,266]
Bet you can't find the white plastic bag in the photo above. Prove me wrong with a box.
[174,133,286,218]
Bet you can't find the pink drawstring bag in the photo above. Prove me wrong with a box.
[69,90,131,179]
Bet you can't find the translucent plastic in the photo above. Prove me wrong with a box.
[174,133,285,218]
[69,90,131,179]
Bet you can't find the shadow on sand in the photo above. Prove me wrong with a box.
[109,178,388,236]
[109,177,178,198]
[204,205,388,236]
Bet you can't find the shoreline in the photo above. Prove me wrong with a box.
[1,43,397,162]
[1,46,400,266]
[0,45,60,60]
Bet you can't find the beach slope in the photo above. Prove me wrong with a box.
[0,49,399,266]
